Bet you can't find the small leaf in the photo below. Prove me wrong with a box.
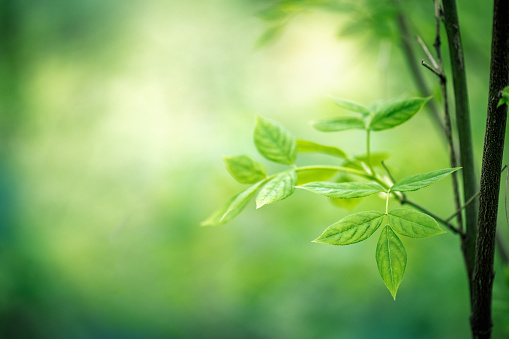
[329,96,371,115]
[388,209,445,238]
[313,211,385,245]
[297,182,385,199]
[254,116,297,165]
[369,97,431,131]
[376,225,407,300]
[201,181,264,226]
[256,170,297,208]
[312,116,365,132]
[223,155,267,184]
[390,168,460,192]
[297,139,347,159]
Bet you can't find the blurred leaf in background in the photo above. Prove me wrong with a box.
[0,0,507,338]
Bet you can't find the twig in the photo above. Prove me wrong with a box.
[391,0,446,135]
[381,161,396,185]
[421,60,443,79]
[446,192,480,223]
[417,35,439,69]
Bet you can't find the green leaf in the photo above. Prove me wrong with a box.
[369,97,431,131]
[296,168,337,185]
[201,181,264,226]
[296,139,347,159]
[255,23,286,48]
[376,225,407,300]
[329,96,371,115]
[312,116,365,132]
[313,211,385,245]
[223,155,267,184]
[388,209,445,238]
[297,182,385,199]
[254,116,297,165]
[497,86,509,107]
[390,168,460,192]
[256,170,297,208]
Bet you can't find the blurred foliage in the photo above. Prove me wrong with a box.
[0,0,507,338]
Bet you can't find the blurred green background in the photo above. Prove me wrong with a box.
[0,0,508,338]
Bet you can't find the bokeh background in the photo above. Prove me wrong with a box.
[0,0,508,338]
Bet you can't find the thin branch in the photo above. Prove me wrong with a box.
[392,0,446,135]
[421,60,443,79]
[417,35,439,69]
[381,161,396,184]
[446,192,480,223]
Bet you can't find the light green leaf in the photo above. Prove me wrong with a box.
[256,170,297,208]
[313,211,385,245]
[223,155,267,184]
[497,86,509,107]
[376,225,407,300]
[297,139,347,159]
[390,168,460,192]
[388,209,445,238]
[312,116,366,132]
[330,96,371,115]
[297,182,385,199]
[254,116,297,165]
[201,181,264,226]
[296,168,337,185]
[369,97,431,131]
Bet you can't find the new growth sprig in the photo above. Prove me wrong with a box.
[203,95,460,299]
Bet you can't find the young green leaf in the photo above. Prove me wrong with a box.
[388,209,445,238]
[256,170,297,208]
[201,181,265,226]
[312,116,365,132]
[223,155,267,184]
[297,139,347,159]
[376,225,407,300]
[313,211,385,245]
[329,96,371,116]
[297,182,385,199]
[369,97,431,131]
[254,116,297,165]
[390,168,460,192]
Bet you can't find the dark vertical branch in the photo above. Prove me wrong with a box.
[431,0,463,233]
[471,0,509,336]
[441,0,478,304]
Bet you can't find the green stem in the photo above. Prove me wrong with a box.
[366,130,375,175]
